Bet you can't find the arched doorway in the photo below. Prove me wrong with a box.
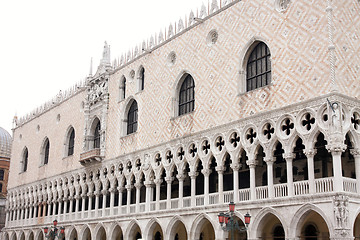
[69,228,78,240]
[228,216,247,240]
[297,211,330,240]
[96,226,106,240]
[169,219,187,240]
[193,218,215,240]
[354,213,360,240]
[82,227,92,240]
[146,221,164,240]
[29,232,35,240]
[256,213,285,240]
[111,225,123,240]
[19,232,25,240]
[128,223,142,240]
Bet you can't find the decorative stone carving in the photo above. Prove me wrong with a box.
[275,0,291,12]
[211,0,219,13]
[334,195,349,229]
[199,4,207,18]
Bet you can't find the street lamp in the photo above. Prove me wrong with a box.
[218,202,251,240]
[44,219,65,240]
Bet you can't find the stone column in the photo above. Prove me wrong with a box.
[202,169,211,205]
[58,200,62,216]
[75,195,80,215]
[189,171,198,207]
[326,142,346,192]
[87,193,93,217]
[247,159,257,200]
[231,163,240,202]
[216,166,224,204]
[284,153,295,197]
[48,201,53,216]
[351,149,360,193]
[62,199,67,217]
[144,181,152,212]
[102,190,108,216]
[94,192,100,217]
[126,185,132,213]
[304,149,316,194]
[69,197,74,215]
[81,194,86,218]
[165,177,173,209]
[24,207,28,220]
[52,199,57,217]
[265,157,275,198]
[117,187,124,208]
[177,174,185,208]
[134,183,142,213]
[154,179,161,210]
[327,139,346,192]
[109,188,115,216]
[29,204,33,219]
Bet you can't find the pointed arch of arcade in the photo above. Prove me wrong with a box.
[9,231,16,240]
[249,207,288,239]
[189,213,218,240]
[79,224,92,240]
[66,226,79,240]
[3,232,9,240]
[165,215,189,240]
[94,222,107,240]
[109,222,124,240]
[29,231,35,240]
[124,219,143,240]
[289,203,333,239]
[18,231,25,240]
[143,218,164,240]
[33,229,44,240]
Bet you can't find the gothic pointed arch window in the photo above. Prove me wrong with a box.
[127,100,138,135]
[246,42,271,91]
[41,138,50,165]
[66,127,75,156]
[22,147,28,172]
[178,74,195,116]
[94,121,101,149]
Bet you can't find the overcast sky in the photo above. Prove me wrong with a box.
[0,0,207,134]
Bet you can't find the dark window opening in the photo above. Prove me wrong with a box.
[127,101,138,135]
[179,74,195,116]
[246,42,271,91]
[68,128,75,156]
[94,121,101,149]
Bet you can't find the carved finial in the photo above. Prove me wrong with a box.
[89,58,93,77]
[101,41,111,66]
[211,0,219,13]
[168,23,174,38]
[149,35,154,48]
[158,30,164,43]
[189,11,195,25]
[178,18,184,31]
[142,41,146,52]
[222,0,229,6]
[200,3,207,18]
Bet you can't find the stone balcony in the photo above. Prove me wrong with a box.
[79,148,103,165]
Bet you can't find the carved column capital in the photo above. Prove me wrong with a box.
[215,166,224,173]
[350,148,360,157]
[283,153,295,161]
[304,149,317,158]
[188,171,198,179]
[201,169,212,177]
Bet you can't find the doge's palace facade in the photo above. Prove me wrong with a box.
[2,0,360,239]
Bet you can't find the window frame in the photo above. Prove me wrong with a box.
[178,74,195,116]
[246,42,271,92]
[127,100,138,135]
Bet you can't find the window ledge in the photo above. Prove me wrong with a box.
[62,154,74,161]
[170,110,195,121]
[120,131,138,140]
[237,83,273,97]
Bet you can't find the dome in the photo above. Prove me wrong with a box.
[0,127,12,159]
